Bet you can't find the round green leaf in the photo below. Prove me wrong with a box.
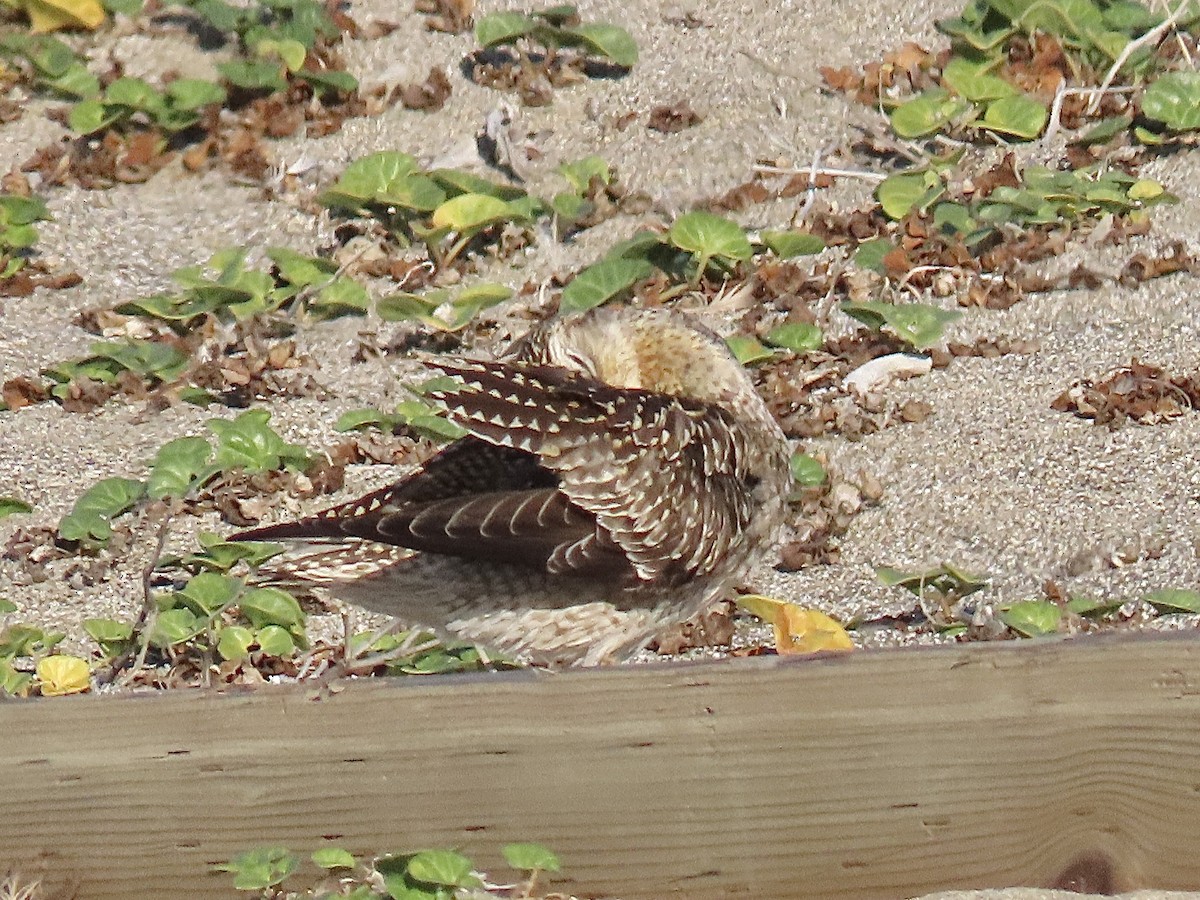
[889,89,971,138]
[238,586,305,630]
[177,572,241,615]
[725,335,774,365]
[150,607,203,648]
[561,23,638,67]
[147,436,214,500]
[216,625,255,661]
[502,843,561,873]
[1146,588,1200,614]
[431,193,514,231]
[941,57,1016,102]
[764,322,822,353]
[789,453,827,487]
[758,230,824,258]
[0,497,33,519]
[312,848,357,870]
[981,95,1047,139]
[166,78,227,110]
[254,625,296,657]
[475,12,533,46]
[668,211,752,262]
[406,849,475,887]
[999,600,1062,637]
[1142,73,1200,131]
[68,98,122,134]
[560,257,653,312]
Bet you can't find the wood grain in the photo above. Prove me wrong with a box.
[5,635,1200,899]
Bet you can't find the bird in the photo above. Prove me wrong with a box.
[230,306,792,666]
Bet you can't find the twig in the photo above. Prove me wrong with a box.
[1044,85,1137,144]
[797,145,825,220]
[751,163,887,183]
[1088,1,1188,114]
[103,507,174,688]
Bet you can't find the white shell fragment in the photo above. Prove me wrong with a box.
[843,352,933,397]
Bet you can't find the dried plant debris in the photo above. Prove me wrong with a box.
[416,0,475,34]
[650,599,736,656]
[779,461,884,569]
[398,66,453,111]
[646,100,704,133]
[1052,359,1200,427]
[469,6,637,106]
[820,0,1200,148]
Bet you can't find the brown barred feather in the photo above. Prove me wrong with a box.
[230,306,791,666]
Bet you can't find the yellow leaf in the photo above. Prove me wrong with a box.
[22,0,105,32]
[737,595,853,655]
[36,654,91,696]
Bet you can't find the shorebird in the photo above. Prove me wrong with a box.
[231,306,791,666]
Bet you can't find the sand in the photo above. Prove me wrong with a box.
[1,0,1199,896]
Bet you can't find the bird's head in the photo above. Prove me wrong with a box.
[519,307,758,410]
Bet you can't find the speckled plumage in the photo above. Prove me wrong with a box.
[231,307,791,666]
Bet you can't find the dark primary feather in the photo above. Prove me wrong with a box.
[236,350,756,590]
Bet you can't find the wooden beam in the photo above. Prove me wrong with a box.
[5,635,1200,899]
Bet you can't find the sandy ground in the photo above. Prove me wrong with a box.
[2,0,1200,897]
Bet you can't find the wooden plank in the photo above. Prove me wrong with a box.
[4,635,1200,899]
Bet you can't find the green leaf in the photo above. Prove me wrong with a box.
[475,11,534,47]
[764,322,822,353]
[238,586,305,630]
[1066,595,1125,617]
[58,477,146,545]
[889,89,971,138]
[668,211,753,264]
[1072,114,1132,145]
[312,848,357,870]
[320,151,420,206]
[217,60,288,92]
[1142,73,1200,131]
[428,169,528,201]
[175,572,242,615]
[0,497,32,519]
[853,237,894,273]
[0,599,16,614]
[789,453,827,487]
[0,195,50,226]
[502,843,561,873]
[430,193,514,232]
[104,76,159,110]
[147,436,213,499]
[165,78,226,110]
[877,167,949,221]
[215,848,298,891]
[841,301,961,350]
[206,409,309,474]
[550,192,594,223]
[82,619,134,652]
[216,625,254,661]
[68,98,122,134]
[980,94,1047,139]
[941,57,1016,102]
[560,23,638,67]
[758,230,824,258]
[560,257,653,313]
[558,155,610,192]
[1146,588,1200,614]
[150,607,204,648]
[182,533,284,573]
[254,624,296,656]
[725,335,774,365]
[999,600,1062,637]
[299,67,359,96]
[406,849,475,887]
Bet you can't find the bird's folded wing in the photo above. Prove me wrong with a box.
[424,358,756,585]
